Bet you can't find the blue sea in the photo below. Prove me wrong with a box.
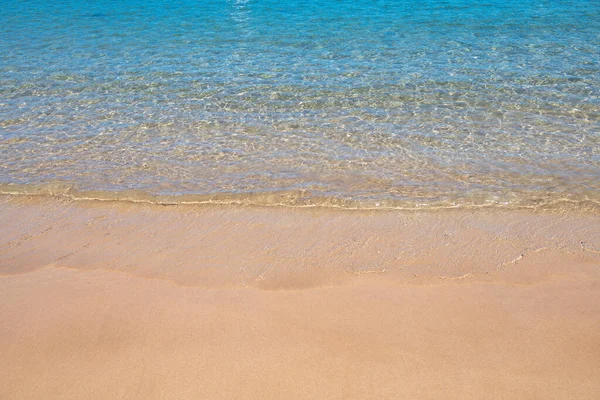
[1,0,599,209]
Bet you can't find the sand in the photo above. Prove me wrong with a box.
[1,194,600,399]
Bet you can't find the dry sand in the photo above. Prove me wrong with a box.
[1,194,600,399]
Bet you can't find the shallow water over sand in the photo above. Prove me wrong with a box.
[1,0,599,209]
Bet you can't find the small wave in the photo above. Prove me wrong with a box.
[1,182,599,213]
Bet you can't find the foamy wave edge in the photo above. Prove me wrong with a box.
[1,182,600,213]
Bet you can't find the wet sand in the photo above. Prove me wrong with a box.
[1,195,600,399]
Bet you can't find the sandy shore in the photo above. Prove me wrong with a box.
[1,195,600,399]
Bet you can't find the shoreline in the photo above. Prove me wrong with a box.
[2,193,600,288]
[3,183,600,213]
[1,194,600,398]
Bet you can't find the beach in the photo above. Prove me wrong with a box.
[2,0,600,397]
[1,194,600,399]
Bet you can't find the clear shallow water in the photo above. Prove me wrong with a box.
[1,0,599,209]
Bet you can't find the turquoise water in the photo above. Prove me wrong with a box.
[1,0,599,209]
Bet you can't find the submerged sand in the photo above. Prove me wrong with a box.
[1,194,600,399]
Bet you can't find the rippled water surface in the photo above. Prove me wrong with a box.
[1,0,599,209]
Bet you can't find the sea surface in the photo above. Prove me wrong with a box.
[1,0,599,209]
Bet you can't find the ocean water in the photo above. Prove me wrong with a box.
[1,0,599,209]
